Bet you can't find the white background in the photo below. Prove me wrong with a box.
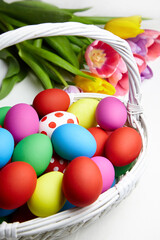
[1,1,160,240]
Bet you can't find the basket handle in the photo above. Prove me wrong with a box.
[0,22,142,124]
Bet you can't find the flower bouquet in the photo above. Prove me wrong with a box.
[0,1,159,239]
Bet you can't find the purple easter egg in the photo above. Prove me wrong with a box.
[91,156,115,193]
[95,97,127,131]
[4,103,39,143]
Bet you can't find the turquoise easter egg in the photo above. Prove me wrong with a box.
[0,128,14,168]
[51,124,97,160]
[12,133,53,176]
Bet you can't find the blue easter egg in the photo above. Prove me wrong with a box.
[60,200,75,211]
[111,178,116,187]
[0,208,16,217]
[0,128,14,168]
[51,124,97,160]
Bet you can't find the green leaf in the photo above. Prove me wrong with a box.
[0,69,27,100]
[21,42,96,81]
[67,36,86,48]
[0,0,72,24]
[0,49,20,78]
[18,47,53,89]
[45,36,79,69]
[0,12,26,28]
[61,7,91,14]
[41,60,68,87]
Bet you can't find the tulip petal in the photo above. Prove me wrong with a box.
[133,54,147,73]
[74,71,116,95]
[104,16,144,39]
[140,65,153,81]
[85,40,120,78]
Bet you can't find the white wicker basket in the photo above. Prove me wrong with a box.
[0,22,148,240]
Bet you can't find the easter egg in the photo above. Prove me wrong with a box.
[0,216,8,224]
[91,156,115,193]
[4,103,39,143]
[12,133,53,176]
[0,106,11,127]
[0,128,14,168]
[33,89,70,117]
[39,111,79,138]
[105,127,142,167]
[51,124,97,160]
[67,98,99,128]
[45,153,69,174]
[0,162,37,209]
[96,97,127,131]
[88,127,109,156]
[60,200,75,211]
[27,171,66,217]
[62,156,103,207]
[0,208,17,217]
[114,161,135,178]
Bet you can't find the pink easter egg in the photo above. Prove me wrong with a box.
[4,103,39,143]
[95,97,127,131]
[91,156,115,193]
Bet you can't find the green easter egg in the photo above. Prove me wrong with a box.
[0,106,11,127]
[12,133,53,176]
[114,160,136,178]
[0,216,8,224]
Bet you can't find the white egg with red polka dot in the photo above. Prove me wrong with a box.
[39,111,79,138]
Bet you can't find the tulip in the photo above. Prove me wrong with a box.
[139,29,160,61]
[107,58,129,96]
[74,71,116,95]
[85,40,120,78]
[107,54,146,96]
[104,16,144,39]
[127,29,160,61]
[140,65,153,81]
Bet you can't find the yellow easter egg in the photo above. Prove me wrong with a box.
[27,171,66,217]
[67,98,99,128]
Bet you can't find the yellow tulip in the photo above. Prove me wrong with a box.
[104,16,144,39]
[74,71,116,95]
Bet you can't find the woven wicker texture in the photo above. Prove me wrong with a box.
[0,22,148,240]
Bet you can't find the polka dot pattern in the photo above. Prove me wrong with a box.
[44,153,69,174]
[39,111,79,138]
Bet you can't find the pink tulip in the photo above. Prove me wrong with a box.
[133,53,147,73]
[107,54,146,96]
[142,29,160,61]
[107,58,129,96]
[127,29,160,61]
[85,40,120,78]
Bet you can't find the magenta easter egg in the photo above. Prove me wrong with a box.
[95,97,127,131]
[91,156,115,193]
[4,103,39,143]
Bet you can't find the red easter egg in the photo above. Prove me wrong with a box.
[62,156,103,207]
[88,127,109,156]
[45,153,69,174]
[0,162,37,209]
[105,127,142,167]
[33,89,70,117]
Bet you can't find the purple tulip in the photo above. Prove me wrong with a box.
[140,65,153,81]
